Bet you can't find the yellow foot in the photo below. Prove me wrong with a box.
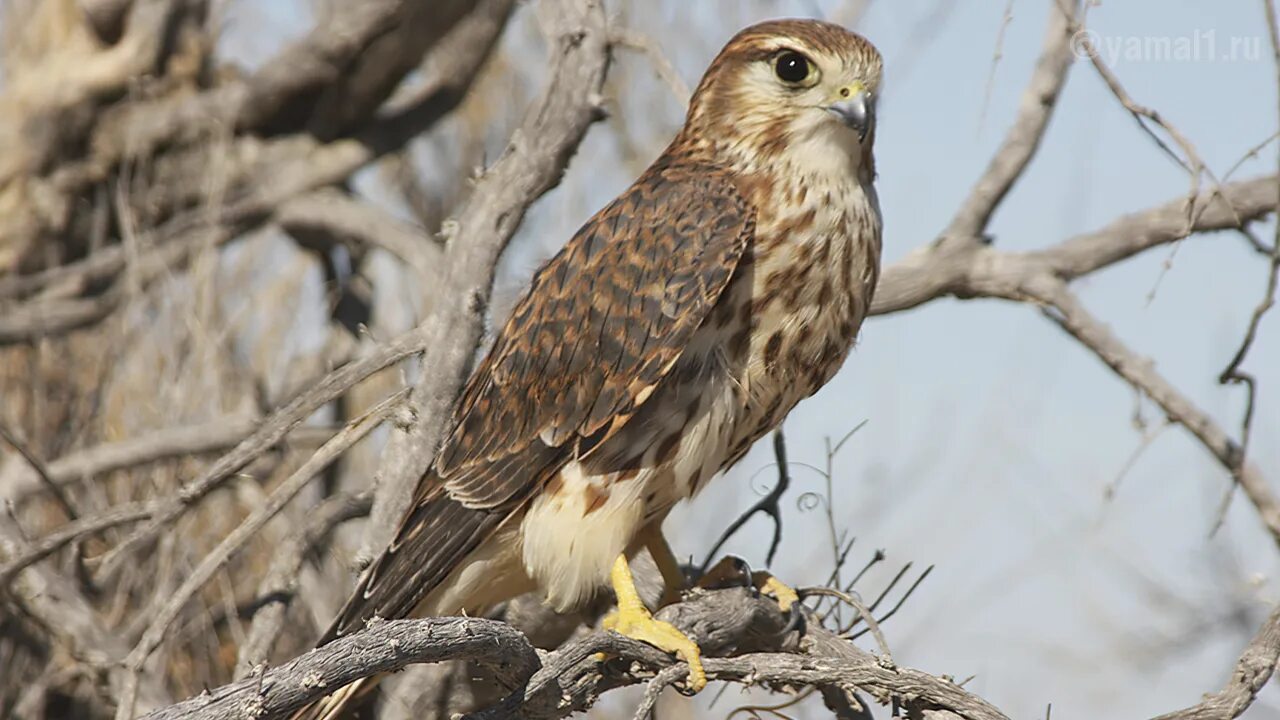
[606,554,706,692]
[752,571,799,612]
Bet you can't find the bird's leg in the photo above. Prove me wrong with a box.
[602,553,707,692]
[698,556,799,612]
[640,524,686,607]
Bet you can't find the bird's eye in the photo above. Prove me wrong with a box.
[774,51,812,84]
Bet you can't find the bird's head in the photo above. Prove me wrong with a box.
[682,19,882,176]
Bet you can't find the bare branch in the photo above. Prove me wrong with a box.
[0,417,335,499]
[142,588,1007,720]
[236,0,504,138]
[0,422,80,520]
[871,175,1275,317]
[1035,176,1274,282]
[140,617,540,720]
[235,492,373,679]
[277,189,439,287]
[91,325,429,580]
[0,501,152,587]
[1213,0,1280,512]
[1028,278,1280,548]
[1150,605,1280,720]
[943,0,1077,243]
[0,0,515,340]
[0,518,171,711]
[610,28,691,107]
[113,389,407,720]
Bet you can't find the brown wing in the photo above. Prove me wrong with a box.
[320,159,753,641]
[439,160,754,507]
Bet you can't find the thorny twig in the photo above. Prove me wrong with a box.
[1213,0,1280,531]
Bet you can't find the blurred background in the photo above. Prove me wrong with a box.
[1,1,1277,718]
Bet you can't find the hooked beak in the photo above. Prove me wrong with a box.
[827,91,873,142]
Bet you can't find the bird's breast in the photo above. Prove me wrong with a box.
[720,172,882,458]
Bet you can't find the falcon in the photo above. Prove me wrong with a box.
[301,18,882,718]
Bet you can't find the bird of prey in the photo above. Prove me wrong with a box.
[300,18,882,718]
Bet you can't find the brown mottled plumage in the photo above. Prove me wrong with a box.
[299,18,882,718]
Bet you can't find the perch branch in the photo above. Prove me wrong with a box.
[142,588,1007,720]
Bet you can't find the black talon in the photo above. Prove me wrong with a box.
[696,554,755,591]
[782,600,805,635]
[729,556,754,588]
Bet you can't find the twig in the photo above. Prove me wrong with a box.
[977,0,1017,137]
[0,501,152,587]
[0,514,172,711]
[1076,31,1234,302]
[632,664,685,720]
[1150,604,1280,720]
[849,565,934,640]
[944,0,1077,242]
[113,389,407,720]
[90,324,430,581]
[1213,0,1280,531]
[610,28,692,107]
[0,417,335,499]
[0,422,80,520]
[1103,420,1171,501]
[1027,278,1280,548]
[701,430,791,573]
[800,586,892,661]
[235,492,374,678]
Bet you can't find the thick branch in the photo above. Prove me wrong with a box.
[140,618,539,720]
[871,174,1276,317]
[237,0,501,138]
[143,588,1007,720]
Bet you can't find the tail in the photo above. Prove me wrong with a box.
[286,489,507,720]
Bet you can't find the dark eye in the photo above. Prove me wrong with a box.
[774,51,811,83]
